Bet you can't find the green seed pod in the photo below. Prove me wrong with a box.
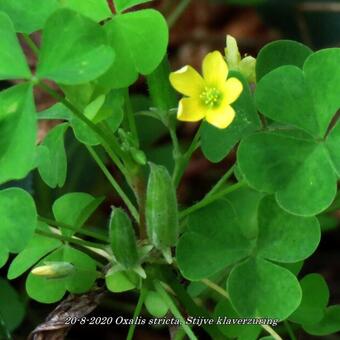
[31,261,74,279]
[109,207,139,269]
[146,163,179,249]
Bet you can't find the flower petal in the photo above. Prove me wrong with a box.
[202,51,228,86]
[169,66,204,96]
[223,77,243,104]
[206,105,235,129]
[177,98,205,122]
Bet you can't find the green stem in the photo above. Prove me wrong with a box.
[173,124,202,187]
[180,181,246,219]
[86,146,140,223]
[284,321,297,340]
[125,90,139,147]
[167,0,191,28]
[36,228,107,250]
[21,33,39,56]
[126,287,146,340]
[201,280,282,340]
[201,279,230,299]
[38,82,130,182]
[154,281,198,340]
[205,165,235,199]
[38,216,108,243]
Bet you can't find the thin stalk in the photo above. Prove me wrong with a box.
[36,228,106,250]
[38,216,108,243]
[167,0,191,28]
[284,321,297,340]
[21,33,39,56]
[86,146,139,223]
[173,124,202,187]
[201,279,229,299]
[201,280,282,340]
[205,165,235,199]
[154,281,198,340]
[180,181,246,219]
[125,90,139,147]
[38,82,130,181]
[126,287,146,340]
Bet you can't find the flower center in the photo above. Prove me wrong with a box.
[200,86,222,108]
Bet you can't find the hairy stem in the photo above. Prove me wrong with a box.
[126,287,146,340]
[180,181,246,219]
[86,145,140,223]
[38,216,108,243]
[167,0,191,28]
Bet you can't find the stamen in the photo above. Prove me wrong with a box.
[200,86,222,108]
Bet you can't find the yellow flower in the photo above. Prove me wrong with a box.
[169,51,243,129]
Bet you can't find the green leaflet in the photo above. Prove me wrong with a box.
[8,230,62,280]
[237,130,338,216]
[0,188,37,267]
[0,0,59,33]
[26,245,97,303]
[0,12,31,79]
[99,9,168,89]
[37,123,69,188]
[256,40,312,81]
[289,274,329,325]
[176,200,252,280]
[37,8,115,85]
[52,193,104,237]
[0,278,25,331]
[255,49,340,139]
[0,0,111,33]
[201,71,261,163]
[227,257,302,320]
[303,305,340,336]
[0,84,36,184]
[61,0,111,22]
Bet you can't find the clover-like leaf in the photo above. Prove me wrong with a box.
[256,49,340,138]
[238,130,337,216]
[0,278,25,331]
[0,0,58,33]
[99,9,168,88]
[52,193,103,237]
[256,40,312,81]
[325,120,340,177]
[176,200,252,280]
[256,196,320,262]
[227,257,302,320]
[201,71,261,163]
[114,0,153,12]
[303,305,340,336]
[289,274,329,325]
[37,8,114,85]
[26,245,97,303]
[8,230,62,280]
[37,123,69,188]
[0,188,37,267]
[0,84,36,184]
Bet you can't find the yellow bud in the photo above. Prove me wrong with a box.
[225,35,256,83]
[31,262,74,279]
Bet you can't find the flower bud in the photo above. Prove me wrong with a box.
[225,35,256,83]
[31,261,74,279]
